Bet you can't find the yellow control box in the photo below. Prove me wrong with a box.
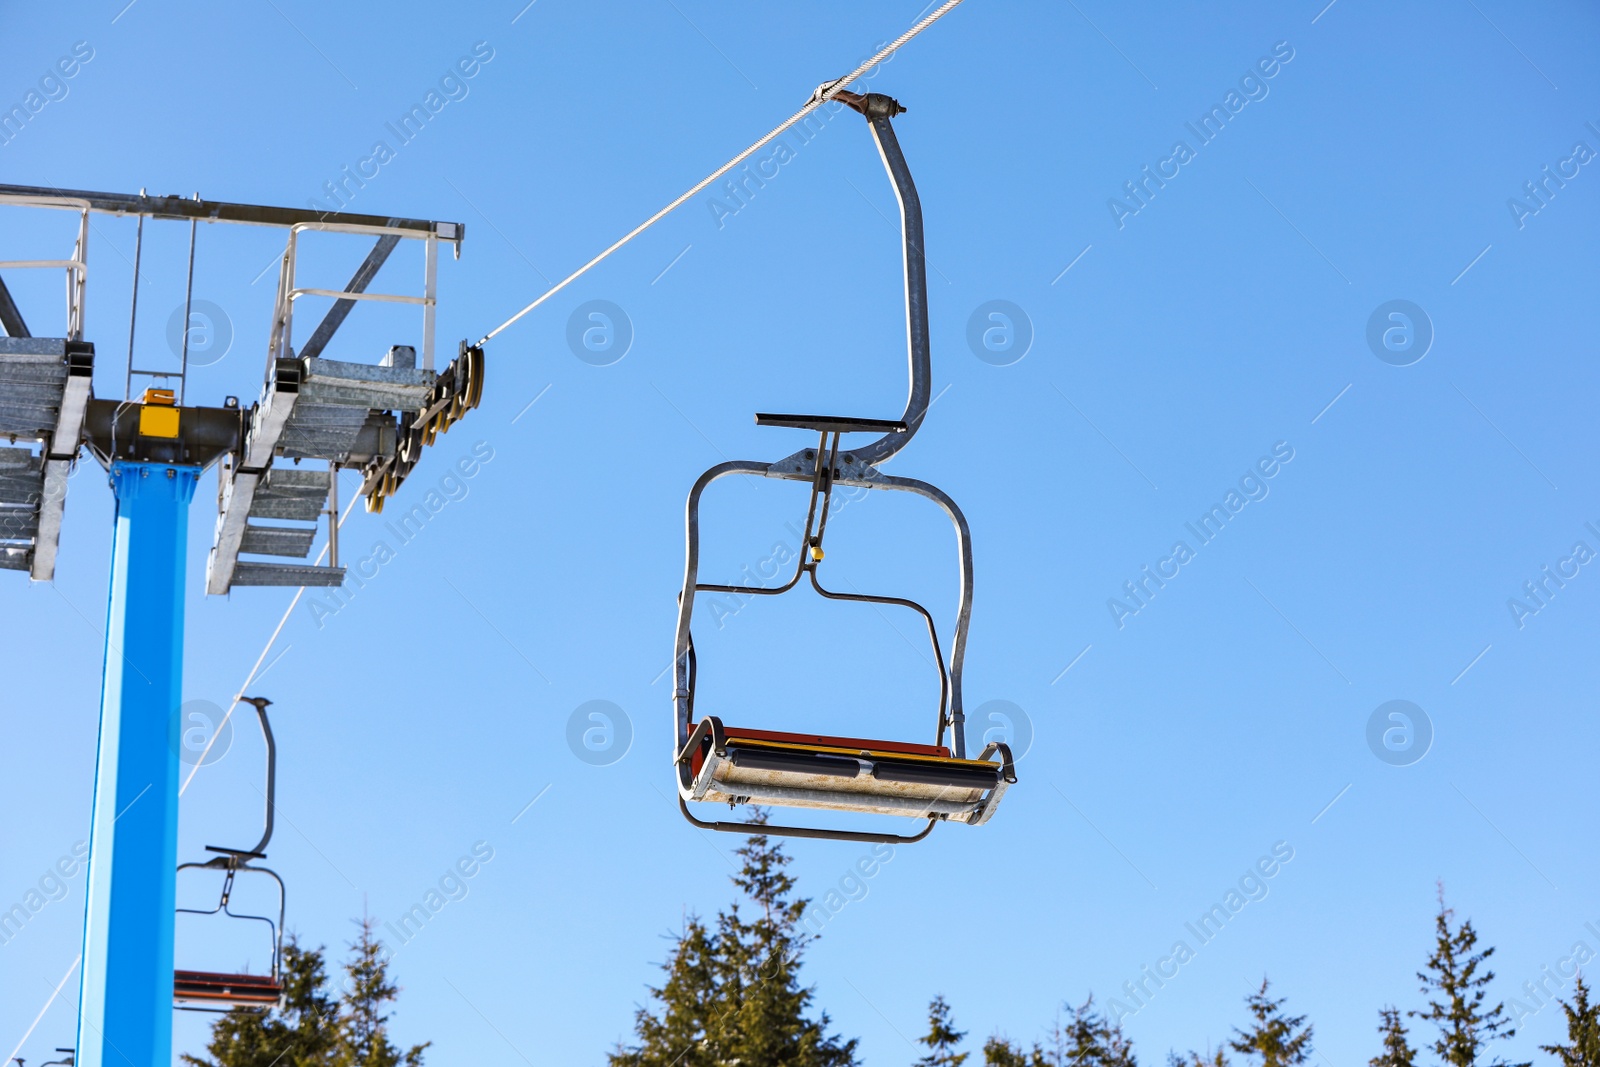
[138,388,180,438]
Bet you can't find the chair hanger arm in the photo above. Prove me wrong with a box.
[836,94,931,470]
[240,698,276,856]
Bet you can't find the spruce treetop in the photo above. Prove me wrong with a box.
[610,813,857,1067]
[1175,1049,1231,1067]
[1371,1007,1419,1067]
[182,920,426,1067]
[1230,979,1313,1067]
[1411,887,1524,1067]
[1541,974,1600,1067]
[983,1035,1048,1067]
[916,995,969,1067]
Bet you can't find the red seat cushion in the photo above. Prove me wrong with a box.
[689,722,950,778]
[722,726,950,758]
[174,970,282,1002]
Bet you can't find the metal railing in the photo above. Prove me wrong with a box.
[0,193,90,341]
[268,222,439,372]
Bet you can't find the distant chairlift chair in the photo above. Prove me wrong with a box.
[174,696,287,1010]
[671,90,1015,844]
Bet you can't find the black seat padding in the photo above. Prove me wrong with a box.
[871,760,1000,790]
[728,747,861,777]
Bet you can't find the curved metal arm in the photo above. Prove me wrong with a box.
[839,96,931,469]
[238,697,275,857]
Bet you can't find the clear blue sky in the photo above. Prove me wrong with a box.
[2,1,1598,1065]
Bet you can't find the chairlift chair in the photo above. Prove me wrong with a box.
[174,696,287,1011]
[672,91,1015,844]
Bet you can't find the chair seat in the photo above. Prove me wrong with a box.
[683,721,1007,821]
[174,969,282,1005]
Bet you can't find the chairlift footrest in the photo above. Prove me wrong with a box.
[754,413,907,435]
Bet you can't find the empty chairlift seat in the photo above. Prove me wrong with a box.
[174,970,283,1008]
[680,718,1013,822]
[669,91,1017,844]
[174,698,289,1013]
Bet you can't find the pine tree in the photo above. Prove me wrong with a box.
[1230,979,1312,1067]
[612,918,721,1067]
[1173,1051,1229,1067]
[610,813,858,1067]
[983,999,1136,1067]
[916,996,968,1067]
[1066,998,1104,1067]
[181,938,338,1067]
[1410,888,1525,1067]
[1542,975,1600,1067]
[182,922,425,1067]
[983,1035,1047,1067]
[1371,1007,1418,1067]
[1102,1014,1138,1067]
[1060,997,1136,1067]
[330,917,428,1067]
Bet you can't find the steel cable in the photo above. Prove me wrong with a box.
[475,0,965,346]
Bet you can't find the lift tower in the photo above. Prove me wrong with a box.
[0,184,482,1067]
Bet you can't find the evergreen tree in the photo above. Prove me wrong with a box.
[984,1035,1047,1067]
[1102,1016,1138,1067]
[916,996,968,1067]
[1230,979,1312,1067]
[1410,888,1524,1067]
[1172,1051,1229,1067]
[1542,975,1600,1067]
[1063,997,1136,1067]
[610,813,858,1067]
[181,938,338,1067]
[983,999,1133,1067]
[614,918,721,1067]
[1371,1007,1418,1067]
[330,918,428,1067]
[182,921,425,1067]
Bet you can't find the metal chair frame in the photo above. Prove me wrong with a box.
[174,697,287,1013]
[671,92,1011,844]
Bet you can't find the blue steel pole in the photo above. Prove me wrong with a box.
[76,461,200,1067]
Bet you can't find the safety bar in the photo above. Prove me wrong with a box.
[671,459,976,767]
[755,413,907,434]
[174,862,285,981]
